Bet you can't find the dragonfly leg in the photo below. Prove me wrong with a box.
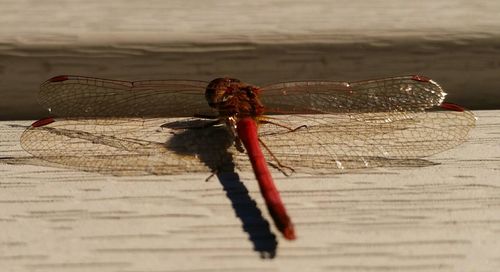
[162,119,221,130]
[258,137,295,176]
[190,120,221,129]
[259,119,307,134]
[193,114,219,119]
[234,136,245,153]
[205,170,217,182]
[268,162,295,176]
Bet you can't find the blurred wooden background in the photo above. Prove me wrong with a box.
[1,0,500,120]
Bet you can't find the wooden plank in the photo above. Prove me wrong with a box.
[2,0,500,46]
[0,110,499,271]
[1,1,500,119]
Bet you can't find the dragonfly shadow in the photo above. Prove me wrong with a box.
[217,172,278,259]
[163,121,235,172]
[164,123,278,258]
[10,118,278,257]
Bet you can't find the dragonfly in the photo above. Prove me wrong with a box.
[21,75,476,240]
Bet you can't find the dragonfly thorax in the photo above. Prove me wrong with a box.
[205,77,264,119]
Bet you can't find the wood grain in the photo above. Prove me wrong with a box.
[1,0,500,120]
[0,110,499,271]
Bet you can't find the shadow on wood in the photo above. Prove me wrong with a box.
[167,123,279,257]
[217,172,278,259]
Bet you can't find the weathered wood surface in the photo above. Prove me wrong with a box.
[1,0,500,120]
[0,110,499,271]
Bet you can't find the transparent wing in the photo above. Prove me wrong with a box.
[20,118,239,176]
[20,108,475,175]
[261,75,445,115]
[39,75,215,117]
[243,107,476,172]
[25,75,473,175]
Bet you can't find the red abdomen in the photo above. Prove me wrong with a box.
[236,117,296,240]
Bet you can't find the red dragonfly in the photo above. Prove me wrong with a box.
[22,75,476,240]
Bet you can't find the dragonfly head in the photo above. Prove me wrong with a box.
[205,77,264,118]
[205,77,241,108]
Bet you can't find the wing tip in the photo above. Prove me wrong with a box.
[440,102,466,112]
[31,117,55,127]
[48,75,69,82]
[411,75,431,82]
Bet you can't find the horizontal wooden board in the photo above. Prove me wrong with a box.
[0,110,499,271]
[1,1,500,120]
